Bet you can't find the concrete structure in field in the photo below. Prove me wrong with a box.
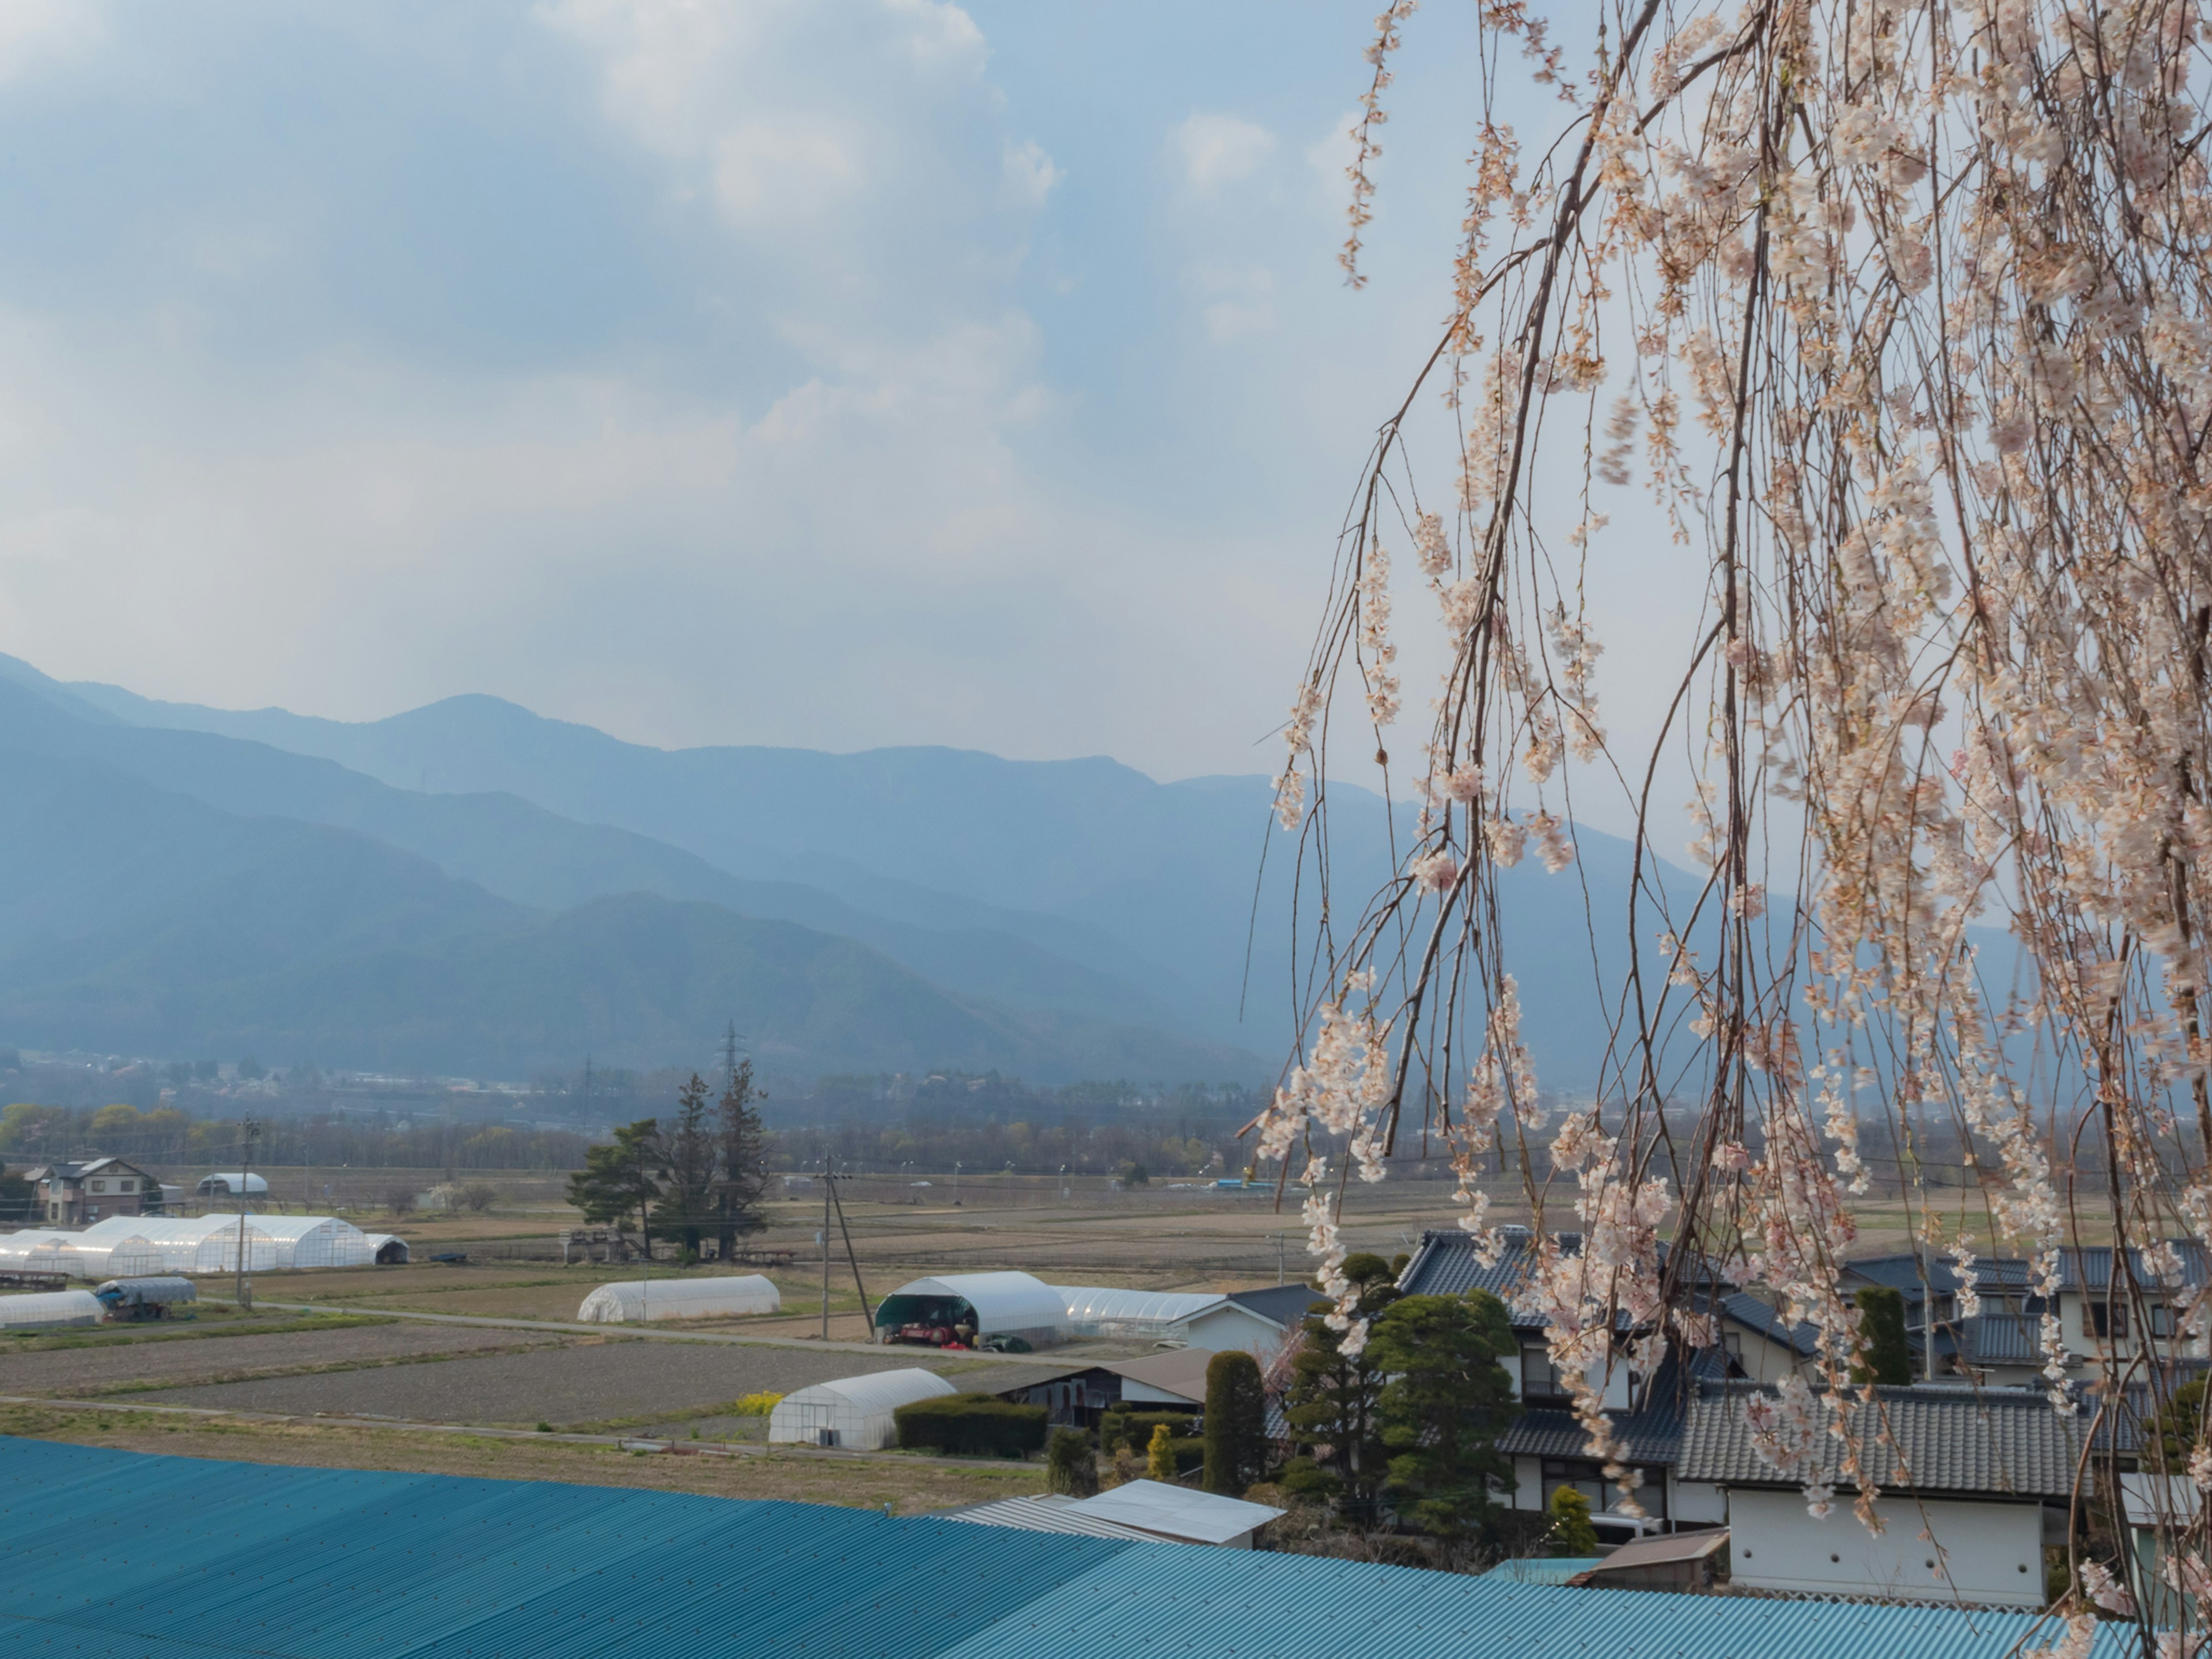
[22,1158,160,1226]
[766,1368,956,1449]
[3,1439,2135,1657]
[1679,1381,2078,1607]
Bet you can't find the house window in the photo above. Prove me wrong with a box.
[89,1180,105,1194]
[119,1179,135,1193]
[2149,1303,2175,1340]
[2089,1300,2128,1340]
[1522,1348,1572,1404]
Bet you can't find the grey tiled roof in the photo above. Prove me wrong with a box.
[1956,1313,2041,1366]
[1226,1285,1327,1328]
[1679,1382,2085,1499]
[1495,1345,1730,1468]
[2052,1243,2210,1293]
[1842,1252,2037,1297]
[1721,1291,1824,1357]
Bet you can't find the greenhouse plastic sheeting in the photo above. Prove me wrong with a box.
[873,1271,1070,1345]
[0,1438,2137,1659]
[576,1274,781,1323]
[767,1367,956,1449]
[0,1289,102,1329]
[1053,1285,1229,1337]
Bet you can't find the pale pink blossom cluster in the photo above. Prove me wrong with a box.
[1269,0,2212,1613]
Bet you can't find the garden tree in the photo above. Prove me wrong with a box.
[2150,1378,2212,1475]
[1252,6,2212,1627]
[652,1075,718,1259]
[1145,1423,1177,1483]
[1852,1288,1914,1387]
[1368,1289,1521,1540]
[1547,1488,1599,1559]
[566,1119,662,1253]
[713,1055,770,1257]
[1283,1252,1399,1521]
[1202,1350,1270,1496]
[0,1165,29,1225]
[1047,1429,1100,1498]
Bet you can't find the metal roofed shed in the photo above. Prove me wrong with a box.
[1099,1347,1216,1407]
[0,1289,102,1328]
[1065,1479,1285,1548]
[937,1494,1163,1542]
[577,1274,781,1324]
[768,1367,956,1449]
[874,1271,1069,1349]
[93,1277,196,1319]
[1566,1529,1730,1593]
[0,1438,2137,1658]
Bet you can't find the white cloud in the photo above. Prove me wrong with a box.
[1175,112,1275,193]
[1000,138,1061,208]
[0,0,105,81]
[711,119,865,224]
[1306,108,1363,200]
[1188,263,1275,342]
[884,0,986,71]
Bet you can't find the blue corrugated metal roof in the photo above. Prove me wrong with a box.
[0,1437,2127,1657]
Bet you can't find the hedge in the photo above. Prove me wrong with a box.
[893,1393,1048,1457]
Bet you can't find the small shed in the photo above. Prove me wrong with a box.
[1064,1480,1286,1548]
[768,1368,957,1449]
[195,1174,270,1198]
[875,1272,1068,1349]
[0,1290,103,1330]
[93,1277,196,1318]
[577,1275,782,1324]
[1566,1528,1729,1593]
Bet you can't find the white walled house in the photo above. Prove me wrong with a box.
[1679,1381,2078,1608]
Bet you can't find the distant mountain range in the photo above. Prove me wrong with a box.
[0,653,1691,1090]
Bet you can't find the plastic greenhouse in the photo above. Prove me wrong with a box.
[767,1368,957,1449]
[0,1232,81,1274]
[249,1216,377,1270]
[360,1233,410,1265]
[576,1275,781,1324]
[0,1290,103,1330]
[1054,1286,1230,1339]
[873,1272,1070,1349]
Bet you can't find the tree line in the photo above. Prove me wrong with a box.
[0,1102,596,1171]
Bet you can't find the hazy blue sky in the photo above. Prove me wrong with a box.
[0,1,1693,813]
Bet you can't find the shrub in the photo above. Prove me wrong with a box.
[1146,1422,1177,1481]
[1047,1427,1099,1497]
[383,1185,418,1216]
[1853,1286,1913,1386]
[1100,1407,1195,1453]
[1547,1487,1599,1556]
[732,1392,782,1416]
[894,1393,1048,1457]
[460,1183,497,1213]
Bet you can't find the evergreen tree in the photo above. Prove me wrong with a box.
[1547,1486,1599,1556]
[566,1119,663,1253]
[652,1075,718,1259]
[1202,1350,1269,1495]
[713,1053,770,1258]
[2150,1376,2210,1472]
[1854,1286,1914,1385]
[1047,1428,1099,1497]
[1283,1252,1400,1522]
[1145,1422,1176,1482]
[1368,1289,1521,1539]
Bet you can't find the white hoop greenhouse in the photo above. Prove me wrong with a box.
[577,1275,781,1324]
[0,1214,392,1278]
[1054,1286,1231,1340]
[0,1290,102,1330]
[767,1368,957,1449]
[872,1272,1070,1348]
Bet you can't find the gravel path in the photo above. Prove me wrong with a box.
[0,1324,556,1397]
[139,1342,959,1427]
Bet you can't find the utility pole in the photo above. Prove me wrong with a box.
[1276,1232,1286,1285]
[234,1115,260,1312]
[821,1153,833,1341]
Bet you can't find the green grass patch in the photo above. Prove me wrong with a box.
[0,1313,394,1354]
